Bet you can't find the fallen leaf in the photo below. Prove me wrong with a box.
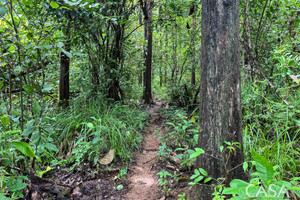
[98,149,115,165]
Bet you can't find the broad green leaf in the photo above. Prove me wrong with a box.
[0,6,7,17]
[251,150,274,186]
[7,45,15,52]
[14,66,22,76]
[194,176,204,183]
[22,127,35,137]
[5,130,21,134]
[199,168,208,176]
[0,80,4,89]
[61,48,72,58]
[11,141,36,158]
[120,20,131,24]
[190,148,204,159]
[166,122,175,126]
[50,1,59,8]
[57,42,64,48]
[0,194,10,200]
[92,137,101,144]
[204,177,212,183]
[87,122,94,129]
[42,84,53,93]
[243,161,248,172]
[191,174,199,179]
[193,134,198,143]
[220,145,224,152]
[45,143,59,153]
[1,115,10,126]
[23,84,34,94]
[223,179,255,195]
[33,101,41,115]
[8,182,27,192]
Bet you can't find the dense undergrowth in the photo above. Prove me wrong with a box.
[155,101,299,199]
[0,96,147,199]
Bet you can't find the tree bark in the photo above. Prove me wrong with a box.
[191,16,196,85]
[142,0,153,104]
[196,0,246,198]
[164,28,168,85]
[59,40,70,108]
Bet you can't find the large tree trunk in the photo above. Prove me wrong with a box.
[196,0,246,198]
[142,0,153,104]
[59,40,70,108]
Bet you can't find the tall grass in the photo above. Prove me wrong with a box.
[51,95,148,166]
[243,124,299,179]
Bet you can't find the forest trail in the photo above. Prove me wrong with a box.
[123,99,165,200]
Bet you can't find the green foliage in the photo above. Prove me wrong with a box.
[166,82,199,107]
[0,167,28,200]
[157,169,174,196]
[174,148,197,168]
[52,96,147,168]
[243,125,299,179]
[217,151,300,200]
[178,192,186,200]
[117,166,128,179]
[156,142,172,161]
[0,0,298,198]
[11,141,39,160]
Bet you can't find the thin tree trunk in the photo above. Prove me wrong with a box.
[59,33,71,108]
[191,17,196,85]
[9,0,23,130]
[164,28,168,85]
[107,23,125,101]
[142,0,153,104]
[138,63,143,85]
[171,24,177,82]
[196,0,246,198]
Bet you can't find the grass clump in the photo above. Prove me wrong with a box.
[51,95,148,168]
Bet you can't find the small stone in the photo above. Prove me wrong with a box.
[142,150,147,155]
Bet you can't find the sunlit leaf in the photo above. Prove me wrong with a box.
[243,162,248,172]
[1,115,10,126]
[50,1,59,8]
[36,166,52,178]
[11,141,36,158]
[87,122,94,129]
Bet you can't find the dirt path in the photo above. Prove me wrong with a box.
[123,100,164,200]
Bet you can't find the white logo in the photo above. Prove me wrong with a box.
[246,184,289,198]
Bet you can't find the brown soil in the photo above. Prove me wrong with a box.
[123,99,165,200]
